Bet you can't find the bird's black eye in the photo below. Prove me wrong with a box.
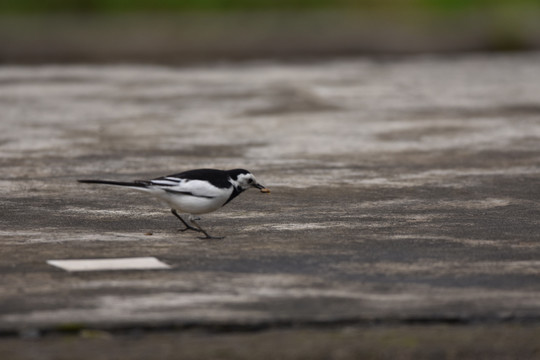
[248,178,253,184]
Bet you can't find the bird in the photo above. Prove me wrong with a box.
[78,168,270,239]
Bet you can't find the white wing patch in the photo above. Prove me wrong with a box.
[172,179,230,198]
[150,179,179,186]
[150,178,231,199]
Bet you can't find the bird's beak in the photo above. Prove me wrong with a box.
[255,183,271,193]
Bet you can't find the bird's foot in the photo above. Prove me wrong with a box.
[177,225,202,233]
[187,217,223,239]
[172,210,203,233]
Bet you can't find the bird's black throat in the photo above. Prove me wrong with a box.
[223,185,244,206]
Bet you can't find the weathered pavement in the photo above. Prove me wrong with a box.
[1,54,540,353]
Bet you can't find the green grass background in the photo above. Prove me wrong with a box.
[1,0,538,13]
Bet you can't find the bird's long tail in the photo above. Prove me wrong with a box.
[77,179,149,188]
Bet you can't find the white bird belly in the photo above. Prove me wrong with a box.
[153,189,231,215]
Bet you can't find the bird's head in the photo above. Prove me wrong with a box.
[228,169,270,193]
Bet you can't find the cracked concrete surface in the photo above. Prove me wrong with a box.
[1,53,540,333]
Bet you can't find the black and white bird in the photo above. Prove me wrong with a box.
[78,168,270,239]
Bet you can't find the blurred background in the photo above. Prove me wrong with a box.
[1,0,539,64]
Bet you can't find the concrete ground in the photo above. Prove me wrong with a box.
[2,325,540,360]
[1,53,540,357]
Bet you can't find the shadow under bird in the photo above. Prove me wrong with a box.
[78,168,270,239]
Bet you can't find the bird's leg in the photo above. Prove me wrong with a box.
[171,209,201,233]
[189,216,224,240]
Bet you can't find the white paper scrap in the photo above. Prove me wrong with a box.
[47,257,171,272]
